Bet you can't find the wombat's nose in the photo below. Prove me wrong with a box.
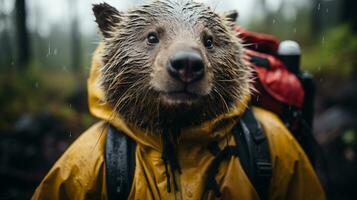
[168,51,205,84]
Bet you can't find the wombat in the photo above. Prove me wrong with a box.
[96,1,253,134]
[32,1,325,199]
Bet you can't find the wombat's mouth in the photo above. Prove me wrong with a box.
[161,90,201,106]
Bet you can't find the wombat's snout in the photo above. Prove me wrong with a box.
[167,51,205,84]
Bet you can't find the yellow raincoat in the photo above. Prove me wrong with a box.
[32,46,325,200]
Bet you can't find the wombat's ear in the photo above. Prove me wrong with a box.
[93,3,122,38]
[223,10,239,22]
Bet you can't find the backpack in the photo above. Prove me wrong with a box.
[236,27,318,164]
[105,28,318,200]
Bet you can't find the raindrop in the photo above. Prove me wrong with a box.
[54,48,58,56]
[293,28,297,34]
[326,8,329,13]
[35,82,39,88]
[69,104,72,109]
[69,131,72,137]
[272,19,276,24]
[46,41,51,57]
[317,3,321,11]
[322,36,325,45]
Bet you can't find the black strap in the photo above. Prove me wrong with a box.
[105,125,136,200]
[250,55,271,69]
[233,108,272,200]
[206,144,239,197]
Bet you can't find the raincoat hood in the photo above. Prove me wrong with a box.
[88,45,250,151]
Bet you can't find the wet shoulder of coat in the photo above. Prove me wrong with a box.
[31,122,108,200]
[253,107,326,200]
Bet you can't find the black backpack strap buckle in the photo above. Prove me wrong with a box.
[256,161,273,177]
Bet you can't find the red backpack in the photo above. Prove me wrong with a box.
[236,27,317,164]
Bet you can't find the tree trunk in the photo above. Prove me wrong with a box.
[342,0,357,31]
[15,0,30,67]
[69,0,81,73]
[0,0,13,67]
[71,18,81,72]
[311,0,322,34]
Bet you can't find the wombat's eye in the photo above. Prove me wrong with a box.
[147,32,159,45]
[204,36,214,49]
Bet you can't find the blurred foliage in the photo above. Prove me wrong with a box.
[0,66,95,131]
[302,24,357,76]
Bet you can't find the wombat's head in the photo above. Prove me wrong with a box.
[93,1,252,132]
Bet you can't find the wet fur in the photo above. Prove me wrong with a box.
[94,1,253,134]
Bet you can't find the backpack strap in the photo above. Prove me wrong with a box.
[105,125,136,200]
[233,107,272,200]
